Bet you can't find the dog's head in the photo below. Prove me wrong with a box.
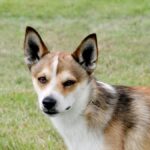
[24,26,98,116]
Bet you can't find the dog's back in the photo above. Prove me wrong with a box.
[85,82,150,150]
[122,86,150,150]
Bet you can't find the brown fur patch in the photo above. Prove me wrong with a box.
[56,52,88,96]
[104,120,124,150]
[132,87,150,95]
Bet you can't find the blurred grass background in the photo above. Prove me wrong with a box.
[0,0,150,149]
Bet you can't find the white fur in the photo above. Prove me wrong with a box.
[24,56,38,65]
[51,116,104,150]
[97,81,116,94]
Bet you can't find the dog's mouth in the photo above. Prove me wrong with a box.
[42,106,71,116]
[66,106,71,110]
[43,108,58,116]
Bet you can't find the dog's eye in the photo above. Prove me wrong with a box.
[63,80,76,87]
[38,76,47,84]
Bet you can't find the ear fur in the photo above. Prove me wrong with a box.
[24,26,49,69]
[72,33,98,74]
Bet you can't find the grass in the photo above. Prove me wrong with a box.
[0,0,150,149]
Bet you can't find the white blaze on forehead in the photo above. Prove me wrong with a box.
[51,56,59,79]
[47,55,59,92]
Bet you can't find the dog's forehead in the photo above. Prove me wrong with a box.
[31,52,86,79]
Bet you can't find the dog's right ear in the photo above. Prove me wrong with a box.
[72,33,98,74]
[24,26,49,69]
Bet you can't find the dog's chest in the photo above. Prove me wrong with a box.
[51,116,104,150]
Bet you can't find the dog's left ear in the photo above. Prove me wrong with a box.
[72,33,98,74]
[24,26,49,69]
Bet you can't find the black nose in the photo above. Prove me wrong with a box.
[42,97,56,110]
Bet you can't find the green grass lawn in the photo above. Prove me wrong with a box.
[0,0,150,149]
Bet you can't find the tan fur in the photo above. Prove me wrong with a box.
[104,120,124,150]
[133,87,150,94]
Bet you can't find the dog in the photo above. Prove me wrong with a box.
[24,26,150,150]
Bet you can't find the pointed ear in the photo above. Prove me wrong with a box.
[72,33,98,74]
[24,26,49,69]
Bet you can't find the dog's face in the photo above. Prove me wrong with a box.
[24,27,98,116]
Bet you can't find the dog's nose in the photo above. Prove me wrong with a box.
[42,97,56,110]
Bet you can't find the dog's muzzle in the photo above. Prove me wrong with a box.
[42,96,58,115]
